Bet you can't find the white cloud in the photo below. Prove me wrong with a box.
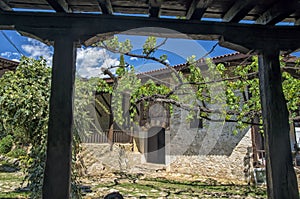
[19,38,119,78]
[21,38,53,65]
[76,47,119,78]
[0,51,20,60]
[130,57,138,61]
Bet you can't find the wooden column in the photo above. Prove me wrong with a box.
[258,50,299,199]
[42,37,76,199]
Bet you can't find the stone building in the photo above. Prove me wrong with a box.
[81,53,267,184]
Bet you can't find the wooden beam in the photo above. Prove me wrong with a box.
[97,0,113,15]
[186,0,212,20]
[222,0,257,22]
[149,0,162,18]
[1,11,300,51]
[42,37,76,199]
[256,0,297,25]
[258,49,299,199]
[186,0,200,20]
[0,0,11,11]
[218,37,250,54]
[46,0,71,13]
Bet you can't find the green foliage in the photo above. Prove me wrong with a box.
[6,147,27,158]
[160,54,168,62]
[0,56,88,198]
[211,56,300,131]
[116,54,127,76]
[0,57,51,140]
[0,56,50,198]
[219,57,261,130]
[94,77,113,94]
[74,76,111,137]
[0,135,13,154]
[143,36,156,55]
[282,64,300,119]
[96,36,132,54]
[97,35,300,135]
[112,70,141,125]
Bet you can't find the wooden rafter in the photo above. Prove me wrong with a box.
[97,0,113,15]
[149,0,162,18]
[0,0,298,25]
[255,0,297,25]
[223,0,257,22]
[186,0,212,20]
[0,0,11,11]
[46,0,71,13]
[186,0,201,20]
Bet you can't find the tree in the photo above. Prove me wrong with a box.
[96,36,299,127]
[0,56,98,198]
[95,36,300,198]
[0,57,50,197]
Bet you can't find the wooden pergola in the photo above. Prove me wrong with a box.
[0,0,300,198]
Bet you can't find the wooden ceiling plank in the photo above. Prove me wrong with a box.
[0,0,12,11]
[97,0,113,14]
[223,0,257,22]
[46,0,71,13]
[149,0,162,18]
[256,0,297,25]
[188,0,213,20]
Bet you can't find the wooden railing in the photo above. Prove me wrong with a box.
[80,130,132,143]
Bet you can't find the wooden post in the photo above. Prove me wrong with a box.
[42,37,76,199]
[258,50,299,199]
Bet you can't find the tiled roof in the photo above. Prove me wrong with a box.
[137,52,252,77]
[0,56,19,77]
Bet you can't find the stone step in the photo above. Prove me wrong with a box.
[137,163,166,171]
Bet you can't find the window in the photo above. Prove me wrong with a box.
[190,116,203,129]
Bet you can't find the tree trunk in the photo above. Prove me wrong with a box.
[108,93,114,150]
[108,121,114,150]
[258,50,299,199]
[42,37,76,199]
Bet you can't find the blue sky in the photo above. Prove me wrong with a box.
[0,30,298,78]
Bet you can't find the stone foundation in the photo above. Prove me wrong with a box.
[79,128,252,184]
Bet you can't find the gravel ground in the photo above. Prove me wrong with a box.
[0,171,267,199]
[80,173,267,199]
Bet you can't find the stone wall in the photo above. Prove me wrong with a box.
[79,105,253,184]
[163,108,253,183]
[166,129,252,183]
[80,128,252,184]
[78,143,141,176]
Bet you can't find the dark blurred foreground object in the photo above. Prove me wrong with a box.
[104,192,124,199]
